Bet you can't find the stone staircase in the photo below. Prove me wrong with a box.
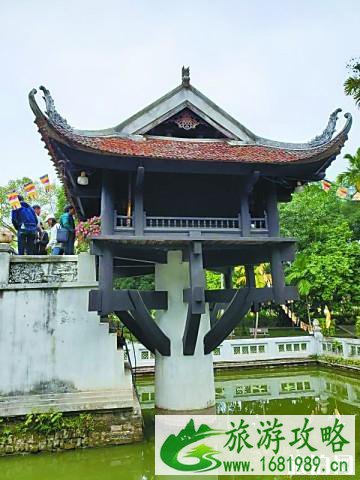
[281,303,312,333]
[0,387,135,417]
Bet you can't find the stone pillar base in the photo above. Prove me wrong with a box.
[155,251,215,411]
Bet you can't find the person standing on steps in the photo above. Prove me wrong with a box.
[46,215,63,255]
[59,205,76,255]
[11,195,38,255]
[34,221,49,255]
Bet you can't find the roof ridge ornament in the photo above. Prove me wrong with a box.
[182,66,190,87]
[307,108,342,147]
[39,86,73,133]
[254,108,351,150]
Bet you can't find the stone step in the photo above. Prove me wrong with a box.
[0,389,135,417]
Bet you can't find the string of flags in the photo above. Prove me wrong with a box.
[40,174,51,192]
[23,182,37,200]
[6,175,52,210]
[7,192,22,210]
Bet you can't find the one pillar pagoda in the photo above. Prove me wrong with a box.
[29,68,351,411]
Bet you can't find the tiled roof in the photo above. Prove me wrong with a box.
[28,86,351,166]
[60,130,348,165]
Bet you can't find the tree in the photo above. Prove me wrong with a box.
[280,184,360,324]
[337,148,360,192]
[344,58,360,107]
[286,223,360,318]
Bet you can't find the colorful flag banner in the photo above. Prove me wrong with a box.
[23,182,37,199]
[7,192,21,210]
[336,186,348,199]
[40,174,51,192]
[322,180,331,191]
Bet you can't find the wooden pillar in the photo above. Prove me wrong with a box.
[266,183,280,237]
[240,193,251,236]
[271,247,285,304]
[99,170,114,314]
[240,172,260,237]
[134,166,145,236]
[224,267,233,289]
[100,170,114,235]
[99,249,113,314]
[246,264,260,312]
[183,242,206,355]
[245,264,256,288]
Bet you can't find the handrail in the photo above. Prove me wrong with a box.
[115,214,268,231]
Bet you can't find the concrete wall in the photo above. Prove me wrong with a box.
[0,249,126,397]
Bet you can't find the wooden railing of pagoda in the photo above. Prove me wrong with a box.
[114,213,268,234]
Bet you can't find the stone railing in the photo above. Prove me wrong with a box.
[126,334,360,369]
[0,245,97,289]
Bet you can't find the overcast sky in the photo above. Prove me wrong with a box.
[1,0,359,185]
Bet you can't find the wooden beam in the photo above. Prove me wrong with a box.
[114,311,156,354]
[201,286,298,303]
[89,289,168,311]
[203,243,296,269]
[204,288,252,354]
[91,240,168,264]
[128,290,170,356]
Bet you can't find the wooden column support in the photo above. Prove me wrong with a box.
[134,166,145,236]
[270,247,286,304]
[98,249,113,315]
[99,171,115,314]
[182,241,206,355]
[100,170,114,235]
[240,171,260,236]
[240,194,251,236]
[266,182,280,237]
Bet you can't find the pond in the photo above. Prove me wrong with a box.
[1,366,359,480]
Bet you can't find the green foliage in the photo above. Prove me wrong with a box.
[356,317,360,337]
[233,264,271,288]
[280,184,360,323]
[205,270,222,289]
[318,318,336,337]
[337,148,360,192]
[344,58,360,107]
[318,355,360,368]
[114,274,155,290]
[55,186,67,219]
[0,410,94,440]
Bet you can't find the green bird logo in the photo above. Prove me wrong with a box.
[160,419,223,473]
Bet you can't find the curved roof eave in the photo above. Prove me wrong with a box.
[29,86,352,153]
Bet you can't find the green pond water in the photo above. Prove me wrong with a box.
[0,366,359,480]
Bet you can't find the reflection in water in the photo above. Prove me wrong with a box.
[0,367,359,480]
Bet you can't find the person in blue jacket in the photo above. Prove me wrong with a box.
[59,205,76,255]
[11,195,38,255]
